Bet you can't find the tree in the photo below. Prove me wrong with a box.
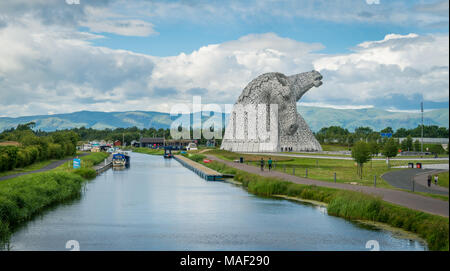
[400,139,408,152]
[382,138,399,167]
[429,144,444,155]
[381,127,394,134]
[405,135,413,151]
[368,141,380,168]
[351,141,372,179]
[346,134,355,149]
[354,127,373,141]
[414,139,421,152]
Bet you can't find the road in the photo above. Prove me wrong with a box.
[382,169,449,195]
[0,153,90,182]
[207,155,449,217]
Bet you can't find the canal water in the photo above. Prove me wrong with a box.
[6,152,426,251]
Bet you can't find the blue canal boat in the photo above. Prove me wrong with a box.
[112,152,130,167]
[163,147,173,159]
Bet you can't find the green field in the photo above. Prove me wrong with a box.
[205,149,447,189]
[321,144,351,152]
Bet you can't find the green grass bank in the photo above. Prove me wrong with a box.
[132,147,164,156]
[0,172,85,244]
[433,172,449,189]
[184,153,449,251]
[0,152,109,245]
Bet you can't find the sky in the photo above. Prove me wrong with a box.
[0,0,448,117]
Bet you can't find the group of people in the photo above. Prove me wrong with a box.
[281,147,293,152]
[427,174,439,187]
[260,157,273,171]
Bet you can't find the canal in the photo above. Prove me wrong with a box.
[6,152,426,250]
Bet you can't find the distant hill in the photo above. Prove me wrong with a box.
[0,106,448,132]
[297,107,449,132]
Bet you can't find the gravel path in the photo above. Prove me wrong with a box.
[0,153,90,182]
[207,155,449,217]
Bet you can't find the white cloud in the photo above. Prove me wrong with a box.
[312,33,449,104]
[0,18,156,117]
[79,6,157,37]
[0,14,448,117]
[149,33,323,104]
[80,18,156,37]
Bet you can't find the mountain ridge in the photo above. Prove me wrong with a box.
[0,106,448,132]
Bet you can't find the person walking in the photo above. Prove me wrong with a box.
[268,158,273,171]
[434,175,438,185]
[427,175,432,187]
[260,158,264,171]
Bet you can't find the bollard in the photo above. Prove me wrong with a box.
[374,175,376,187]
[305,168,308,178]
[412,177,415,192]
[334,172,336,183]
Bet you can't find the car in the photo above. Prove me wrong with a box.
[186,142,198,151]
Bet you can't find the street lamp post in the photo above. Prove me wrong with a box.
[421,101,424,153]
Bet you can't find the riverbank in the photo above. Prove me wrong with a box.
[132,147,164,156]
[182,153,448,251]
[0,152,109,246]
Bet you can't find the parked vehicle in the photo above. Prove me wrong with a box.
[186,143,198,151]
[164,147,173,159]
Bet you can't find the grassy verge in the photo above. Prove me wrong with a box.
[433,172,449,188]
[187,153,449,251]
[0,172,85,244]
[0,152,109,246]
[54,152,109,172]
[321,144,351,152]
[411,191,449,202]
[132,147,165,156]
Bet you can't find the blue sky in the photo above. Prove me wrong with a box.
[0,0,448,117]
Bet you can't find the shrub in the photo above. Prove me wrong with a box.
[80,152,109,166]
[0,172,85,228]
[48,143,64,159]
[73,168,97,180]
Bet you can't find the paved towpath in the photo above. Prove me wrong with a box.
[0,153,90,182]
[206,155,449,217]
[382,169,449,196]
